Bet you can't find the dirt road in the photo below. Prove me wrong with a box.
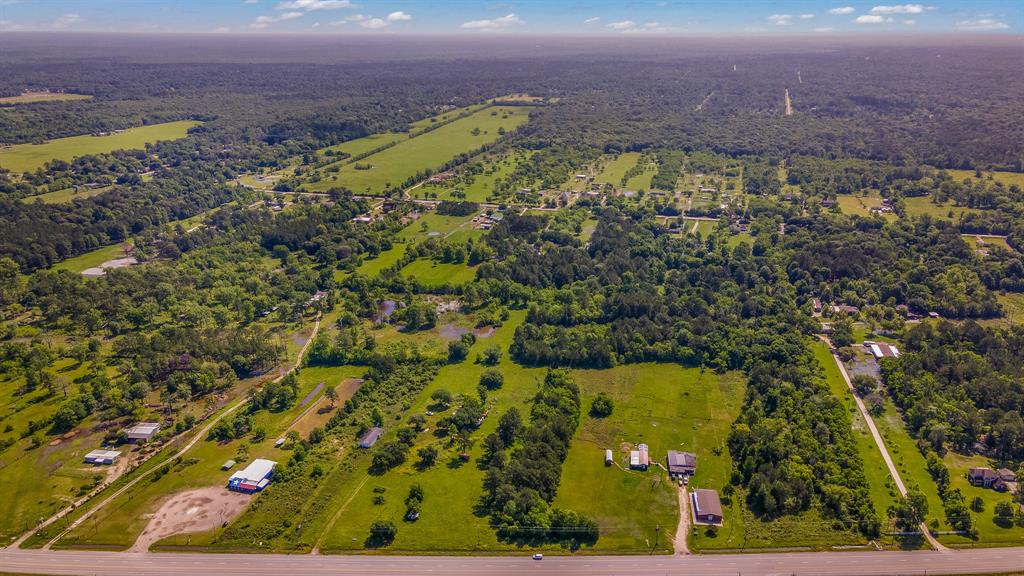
[822,336,947,552]
[675,486,690,555]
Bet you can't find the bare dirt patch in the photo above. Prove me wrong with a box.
[130,487,250,552]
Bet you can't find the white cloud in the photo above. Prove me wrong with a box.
[607,20,636,30]
[607,20,666,34]
[213,26,231,32]
[461,13,523,30]
[869,4,924,14]
[855,14,892,23]
[360,18,388,29]
[768,14,793,25]
[243,0,258,4]
[828,6,855,14]
[956,18,1009,30]
[583,16,600,24]
[51,13,81,29]
[251,10,303,28]
[311,21,320,28]
[386,11,411,22]
[279,11,303,20]
[799,14,815,19]
[903,19,916,25]
[329,19,347,25]
[813,27,834,32]
[276,0,351,11]
[345,14,365,21]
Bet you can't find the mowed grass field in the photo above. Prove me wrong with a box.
[946,169,1024,190]
[52,243,131,274]
[0,92,93,105]
[321,132,405,158]
[903,196,985,220]
[0,120,201,173]
[557,364,744,554]
[593,153,642,187]
[420,150,536,202]
[837,193,887,217]
[303,106,532,195]
[23,185,113,205]
[400,259,477,287]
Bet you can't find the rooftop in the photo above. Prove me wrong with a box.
[229,458,277,483]
[693,488,723,519]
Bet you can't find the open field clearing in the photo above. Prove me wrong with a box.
[946,169,1024,190]
[396,212,481,243]
[874,401,954,536]
[420,150,535,202]
[0,91,93,105]
[52,243,132,274]
[303,106,531,194]
[129,487,251,552]
[400,259,477,287]
[837,193,887,218]
[903,196,985,220]
[321,132,405,158]
[355,242,408,277]
[593,153,642,188]
[22,185,113,205]
[557,364,743,553]
[407,103,489,132]
[0,120,201,173]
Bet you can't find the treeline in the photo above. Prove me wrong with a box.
[650,150,684,191]
[480,369,597,545]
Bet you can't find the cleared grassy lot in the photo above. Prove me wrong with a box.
[422,150,535,203]
[303,106,531,195]
[321,132,405,158]
[400,259,477,287]
[0,92,93,104]
[593,153,642,187]
[22,185,114,205]
[837,193,887,218]
[0,120,201,173]
[557,364,744,554]
[52,243,131,274]
[946,169,1024,190]
[903,196,985,220]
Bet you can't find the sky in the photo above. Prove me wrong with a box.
[0,0,1020,35]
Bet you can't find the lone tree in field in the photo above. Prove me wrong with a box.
[367,521,397,547]
[590,392,614,418]
[324,384,338,407]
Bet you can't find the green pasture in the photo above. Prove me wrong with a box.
[557,364,744,553]
[941,452,1024,546]
[400,259,477,287]
[22,185,113,205]
[0,120,201,173]
[303,106,531,195]
[903,196,985,220]
[53,244,130,274]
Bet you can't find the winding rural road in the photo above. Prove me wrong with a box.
[15,318,322,551]
[2,547,1024,576]
[822,337,947,552]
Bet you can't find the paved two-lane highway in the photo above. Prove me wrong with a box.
[2,547,1023,576]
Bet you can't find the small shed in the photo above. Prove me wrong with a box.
[221,460,237,471]
[359,427,384,449]
[604,449,613,466]
[274,438,286,448]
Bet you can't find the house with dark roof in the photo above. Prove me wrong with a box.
[666,450,697,477]
[692,488,724,525]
